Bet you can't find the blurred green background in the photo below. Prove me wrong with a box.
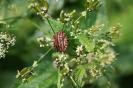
[0,0,133,88]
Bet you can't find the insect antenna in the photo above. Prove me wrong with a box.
[46,18,55,34]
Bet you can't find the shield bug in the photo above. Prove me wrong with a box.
[45,10,76,52]
[53,31,68,52]
[46,18,68,52]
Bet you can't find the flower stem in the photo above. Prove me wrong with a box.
[37,47,53,63]
[70,76,77,86]
[75,15,83,23]
[0,16,22,21]
[46,18,55,34]
[57,67,61,88]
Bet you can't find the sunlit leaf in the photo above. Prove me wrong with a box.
[78,34,94,52]
[73,66,86,87]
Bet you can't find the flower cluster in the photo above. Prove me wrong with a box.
[16,0,122,87]
[76,45,83,56]
[59,10,76,23]
[28,0,49,18]
[70,23,121,79]
[85,0,102,11]
[53,53,72,87]
[87,48,116,78]
[96,39,115,50]
[0,32,16,59]
[83,24,105,40]
[53,53,69,69]
[107,23,122,39]
[37,37,51,47]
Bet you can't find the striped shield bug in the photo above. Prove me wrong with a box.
[53,31,68,52]
[46,18,68,52]
[46,10,76,52]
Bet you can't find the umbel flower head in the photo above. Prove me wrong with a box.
[28,0,49,18]
[0,32,16,59]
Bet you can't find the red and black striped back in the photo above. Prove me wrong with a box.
[53,31,67,52]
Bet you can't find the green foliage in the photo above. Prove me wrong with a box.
[77,34,94,52]
[13,61,57,88]
[73,66,86,87]
[44,18,63,33]
[0,0,129,88]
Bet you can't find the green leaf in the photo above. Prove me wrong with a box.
[78,34,94,52]
[13,61,57,88]
[73,66,86,87]
[44,18,63,33]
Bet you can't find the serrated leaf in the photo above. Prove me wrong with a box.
[13,61,57,88]
[73,66,86,87]
[78,34,94,52]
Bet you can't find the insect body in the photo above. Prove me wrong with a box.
[53,31,68,52]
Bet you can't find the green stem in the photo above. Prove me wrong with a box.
[61,23,65,31]
[46,18,55,34]
[70,76,77,86]
[57,67,61,88]
[0,16,22,21]
[37,47,53,63]
[75,15,83,23]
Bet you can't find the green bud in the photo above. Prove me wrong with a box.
[33,4,42,14]
[22,73,33,83]
[42,0,49,10]
[20,67,31,77]
[93,0,99,7]
[60,10,66,23]
[37,0,49,9]
[81,11,86,17]
[94,2,102,10]
[61,68,69,76]
[69,10,76,16]
[90,24,104,32]
[73,21,79,31]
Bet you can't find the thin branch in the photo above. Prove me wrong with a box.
[37,46,53,63]
[46,18,55,34]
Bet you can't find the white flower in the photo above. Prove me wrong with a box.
[32,61,38,67]
[10,36,16,46]
[84,30,88,34]
[70,31,74,36]
[1,34,7,39]
[0,32,16,59]
[76,45,83,52]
